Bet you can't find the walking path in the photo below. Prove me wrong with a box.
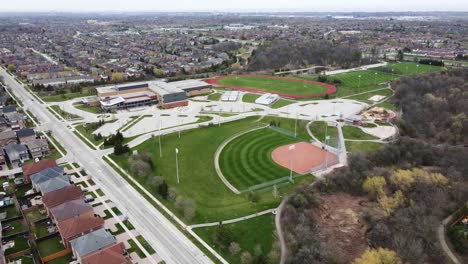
[276,198,288,264]
[189,208,276,229]
[438,213,462,264]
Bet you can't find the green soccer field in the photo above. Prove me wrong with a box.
[373,62,444,76]
[219,128,301,191]
[216,75,329,95]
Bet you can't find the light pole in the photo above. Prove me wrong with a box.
[358,75,362,93]
[392,68,395,80]
[289,144,295,182]
[294,116,297,137]
[374,72,378,85]
[416,64,419,73]
[159,119,162,157]
[175,148,179,184]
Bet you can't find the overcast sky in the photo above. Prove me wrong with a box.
[0,0,466,12]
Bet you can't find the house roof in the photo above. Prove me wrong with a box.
[57,214,104,240]
[42,185,83,209]
[4,143,27,160]
[70,228,116,258]
[37,176,71,194]
[16,128,35,138]
[2,105,16,113]
[50,199,93,221]
[22,159,57,177]
[82,242,131,264]
[0,130,16,140]
[26,138,48,149]
[31,166,64,185]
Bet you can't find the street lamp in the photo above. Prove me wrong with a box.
[288,144,295,182]
[175,148,180,184]
[416,64,420,73]
[358,75,362,92]
[159,120,162,157]
[374,72,378,85]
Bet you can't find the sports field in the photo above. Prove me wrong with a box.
[110,116,313,223]
[206,74,336,98]
[219,128,300,191]
[373,62,444,75]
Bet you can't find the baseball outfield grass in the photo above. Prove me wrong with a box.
[219,128,300,191]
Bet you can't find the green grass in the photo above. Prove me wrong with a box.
[9,255,34,264]
[208,93,222,101]
[242,93,261,103]
[0,206,18,219]
[49,105,81,120]
[73,103,103,114]
[110,116,312,223]
[25,208,47,222]
[195,214,275,264]
[127,235,156,258]
[345,141,384,153]
[34,220,53,238]
[220,128,301,190]
[271,99,295,109]
[37,236,65,257]
[342,126,379,140]
[75,124,104,145]
[4,236,30,256]
[308,121,339,148]
[373,62,444,76]
[344,88,393,102]
[42,88,96,102]
[96,189,105,197]
[375,120,392,126]
[3,219,25,236]
[218,76,328,95]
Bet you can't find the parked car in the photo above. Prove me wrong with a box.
[84,195,95,203]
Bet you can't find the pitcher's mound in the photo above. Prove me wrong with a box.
[271,142,338,174]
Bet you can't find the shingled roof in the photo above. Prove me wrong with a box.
[51,199,93,222]
[70,228,116,258]
[57,214,104,242]
[22,159,57,182]
[42,185,83,209]
[81,242,131,264]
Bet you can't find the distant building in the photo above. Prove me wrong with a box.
[96,80,211,110]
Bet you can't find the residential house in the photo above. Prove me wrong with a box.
[57,214,104,248]
[4,143,29,167]
[42,185,83,215]
[50,199,93,222]
[4,112,27,129]
[26,138,49,159]
[16,128,36,144]
[22,159,57,183]
[1,106,16,115]
[0,131,16,164]
[0,117,9,131]
[30,166,66,190]
[70,228,117,263]
[36,177,71,195]
[81,242,131,264]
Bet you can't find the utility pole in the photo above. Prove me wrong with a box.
[358,75,362,93]
[289,144,295,182]
[175,148,179,184]
[159,119,162,157]
[374,72,378,85]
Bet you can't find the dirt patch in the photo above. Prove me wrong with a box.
[271,142,338,174]
[314,193,381,263]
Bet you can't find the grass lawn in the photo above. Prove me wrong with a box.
[220,128,301,191]
[49,105,81,120]
[9,255,34,264]
[96,189,105,197]
[3,219,25,236]
[242,93,261,103]
[37,235,65,257]
[208,93,221,101]
[375,120,393,126]
[110,116,313,224]
[15,184,34,198]
[195,214,275,264]
[373,62,444,76]
[127,235,156,258]
[25,208,47,222]
[271,99,295,109]
[344,88,393,102]
[217,75,328,95]
[0,206,18,219]
[345,141,384,153]
[342,125,379,140]
[75,124,104,145]
[45,253,74,264]
[34,220,54,238]
[4,236,30,256]
[73,102,103,114]
[42,88,95,102]
[308,121,339,148]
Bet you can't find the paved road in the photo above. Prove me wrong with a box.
[438,213,461,264]
[0,68,213,264]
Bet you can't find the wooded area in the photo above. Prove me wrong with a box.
[281,70,468,264]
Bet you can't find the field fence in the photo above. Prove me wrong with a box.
[267,125,300,139]
[240,174,309,193]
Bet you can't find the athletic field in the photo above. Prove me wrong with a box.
[206,74,336,99]
[219,128,300,191]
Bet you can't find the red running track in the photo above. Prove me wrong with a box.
[205,74,336,99]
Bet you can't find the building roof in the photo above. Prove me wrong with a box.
[4,143,28,160]
[31,166,64,185]
[2,105,16,113]
[57,214,104,241]
[37,176,71,194]
[16,128,35,138]
[51,199,93,221]
[26,138,48,149]
[0,130,16,140]
[42,185,83,209]
[22,159,57,177]
[70,228,116,258]
[82,242,131,264]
